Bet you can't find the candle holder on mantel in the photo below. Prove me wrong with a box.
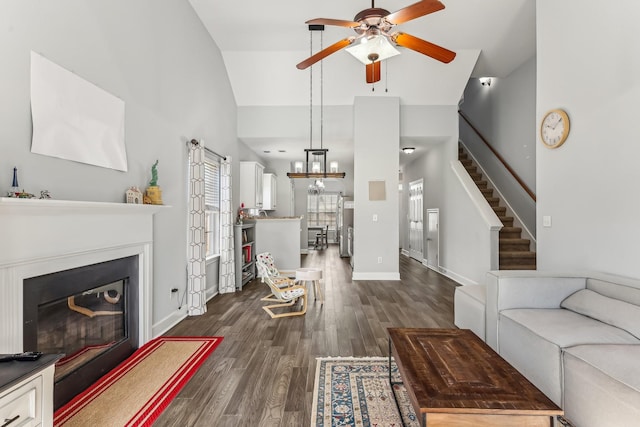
[144,160,163,205]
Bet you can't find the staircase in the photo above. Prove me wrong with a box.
[459,146,536,270]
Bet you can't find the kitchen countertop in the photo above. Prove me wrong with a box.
[250,216,302,220]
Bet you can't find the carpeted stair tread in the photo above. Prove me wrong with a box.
[493,206,507,215]
[480,188,493,196]
[476,181,488,189]
[500,227,523,238]
[500,251,536,261]
[500,238,531,251]
[465,166,478,174]
[499,216,514,227]
[486,197,500,207]
[500,264,537,270]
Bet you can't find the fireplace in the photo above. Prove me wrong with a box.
[0,198,162,411]
[24,256,139,408]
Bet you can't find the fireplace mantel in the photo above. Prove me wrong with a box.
[0,197,166,353]
[0,197,167,215]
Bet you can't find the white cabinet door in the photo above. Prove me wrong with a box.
[255,164,264,207]
[239,161,265,208]
[262,173,277,210]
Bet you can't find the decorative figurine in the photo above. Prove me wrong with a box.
[16,190,35,199]
[125,187,143,204]
[237,202,245,224]
[145,160,163,205]
[7,167,19,197]
[149,160,159,187]
[39,190,52,199]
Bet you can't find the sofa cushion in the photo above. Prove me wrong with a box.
[561,289,640,339]
[498,308,640,405]
[563,345,640,427]
[502,308,640,348]
[586,274,640,306]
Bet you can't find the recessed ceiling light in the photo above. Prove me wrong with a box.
[278,150,286,153]
[402,147,415,154]
[263,150,271,153]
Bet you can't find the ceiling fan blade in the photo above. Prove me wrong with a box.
[296,38,353,70]
[385,0,445,25]
[393,32,456,63]
[366,62,381,83]
[306,18,361,28]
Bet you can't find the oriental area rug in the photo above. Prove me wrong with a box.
[54,336,223,426]
[312,357,419,427]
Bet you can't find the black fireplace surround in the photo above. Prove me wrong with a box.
[23,256,139,409]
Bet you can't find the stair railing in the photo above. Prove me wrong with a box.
[458,110,536,202]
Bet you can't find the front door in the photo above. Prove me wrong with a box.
[408,179,424,261]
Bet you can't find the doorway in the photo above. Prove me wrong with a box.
[408,179,424,261]
[426,209,439,270]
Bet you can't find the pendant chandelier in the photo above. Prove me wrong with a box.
[288,25,345,184]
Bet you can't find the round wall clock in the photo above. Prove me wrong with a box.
[540,109,570,149]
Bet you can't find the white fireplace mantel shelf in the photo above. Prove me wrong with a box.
[0,197,169,215]
[1,197,166,353]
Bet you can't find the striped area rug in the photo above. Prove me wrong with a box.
[311,357,419,427]
[54,336,223,426]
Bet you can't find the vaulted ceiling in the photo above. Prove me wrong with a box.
[189,0,536,165]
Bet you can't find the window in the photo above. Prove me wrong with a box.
[307,192,338,242]
[204,156,220,258]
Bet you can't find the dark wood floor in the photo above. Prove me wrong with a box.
[155,246,458,427]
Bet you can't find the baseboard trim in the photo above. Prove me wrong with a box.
[352,272,401,281]
[437,267,479,286]
[301,249,309,255]
[401,249,410,257]
[152,309,188,339]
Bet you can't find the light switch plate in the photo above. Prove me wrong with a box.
[543,216,552,227]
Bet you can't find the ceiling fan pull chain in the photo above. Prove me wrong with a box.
[309,29,313,151]
[385,60,389,92]
[320,31,324,150]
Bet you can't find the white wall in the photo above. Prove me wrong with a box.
[536,1,640,278]
[353,97,400,280]
[400,105,458,257]
[403,138,497,285]
[461,57,537,192]
[460,58,537,236]
[0,1,239,334]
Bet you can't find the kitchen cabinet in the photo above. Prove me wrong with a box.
[262,173,277,210]
[239,161,264,209]
[234,222,256,289]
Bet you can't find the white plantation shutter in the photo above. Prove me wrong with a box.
[204,159,220,210]
[204,156,221,258]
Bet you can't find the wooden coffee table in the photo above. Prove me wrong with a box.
[388,328,563,427]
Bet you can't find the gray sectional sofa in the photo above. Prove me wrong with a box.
[454,271,640,427]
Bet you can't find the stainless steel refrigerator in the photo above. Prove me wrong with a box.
[336,194,354,258]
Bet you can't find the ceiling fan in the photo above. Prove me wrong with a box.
[296,0,456,84]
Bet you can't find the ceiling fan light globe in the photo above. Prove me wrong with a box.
[346,34,400,65]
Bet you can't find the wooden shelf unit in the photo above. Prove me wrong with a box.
[234,222,256,290]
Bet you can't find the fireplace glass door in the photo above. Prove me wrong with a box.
[23,255,139,409]
[38,280,126,381]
